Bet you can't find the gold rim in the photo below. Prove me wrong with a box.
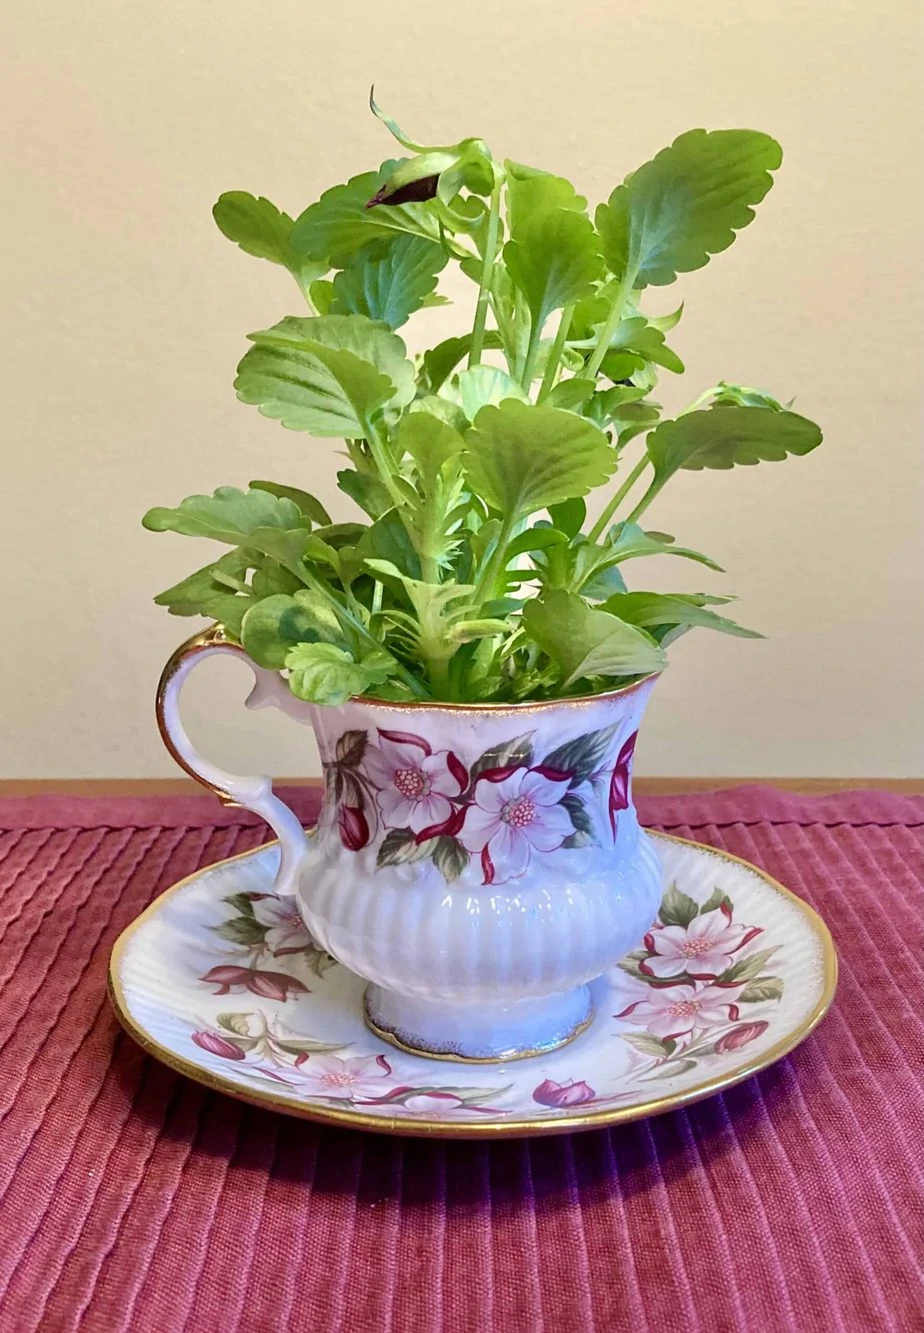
[363,996,595,1064]
[107,833,838,1140]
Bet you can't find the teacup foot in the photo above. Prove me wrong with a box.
[363,983,594,1063]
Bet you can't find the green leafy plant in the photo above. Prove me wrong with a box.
[144,97,822,706]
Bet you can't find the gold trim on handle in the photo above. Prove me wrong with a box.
[155,624,246,806]
[107,832,839,1140]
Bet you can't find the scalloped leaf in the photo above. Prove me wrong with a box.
[235,314,415,436]
[290,165,442,265]
[504,208,604,330]
[462,401,616,519]
[331,234,448,328]
[522,591,666,688]
[646,405,822,484]
[596,129,783,288]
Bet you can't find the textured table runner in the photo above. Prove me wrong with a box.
[0,786,920,1333]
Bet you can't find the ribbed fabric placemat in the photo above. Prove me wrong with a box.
[0,786,920,1333]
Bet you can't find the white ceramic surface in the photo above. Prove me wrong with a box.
[159,636,663,1059]
[109,832,837,1139]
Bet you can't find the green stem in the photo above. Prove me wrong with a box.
[587,454,652,543]
[583,272,635,381]
[624,477,664,526]
[537,303,575,403]
[472,512,517,608]
[520,315,543,390]
[468,178,503,368]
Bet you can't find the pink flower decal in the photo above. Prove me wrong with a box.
[641,907,762,981]
[290,1053,393,1101]
[199,965,309,1001]
[364,730,465,833]
[713,1020,769,1054]
[191,1030,246,1060]
[608,730,638,839]
[337,805,370,851]
[250,896,315,955]
[533,1077,596,1107]
[617,983,741,1042]
[459,767,573,884]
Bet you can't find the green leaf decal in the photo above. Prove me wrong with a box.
[213,917,267,947]
[699,888,734,917]
[738,976,785,1003]
[469,732,535,783]
[542,725,619,787]
[376,827,434,868]
[222,892,258,919]
[432,836,470,881]
[596,129,782,288]
[715,947,779,986]
[622,1032,675,1058]
[463,401,616,519]
[658,883,700,928]
[561,792,597,848]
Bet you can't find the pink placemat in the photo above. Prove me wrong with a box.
[0,786,921,1333]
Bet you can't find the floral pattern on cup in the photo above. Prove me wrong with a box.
[320,721,640,885]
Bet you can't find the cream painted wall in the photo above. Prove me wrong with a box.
[2,0,922,780]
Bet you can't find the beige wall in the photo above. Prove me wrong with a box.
[2,0,922,780]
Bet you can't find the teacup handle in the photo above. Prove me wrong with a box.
[155,624,308,895]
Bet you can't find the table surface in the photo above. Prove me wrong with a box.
[0,785,921,1333]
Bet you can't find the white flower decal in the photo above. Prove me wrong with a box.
[459,767,574,884]
[290,1053,393,1101]
[641,907,761,981]
[250,895,315,955]
[617,982,743,1042]
[364,731,464,834]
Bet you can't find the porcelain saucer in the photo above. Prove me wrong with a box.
[108,832,837,1138]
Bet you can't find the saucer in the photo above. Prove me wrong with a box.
[108,832,837,1139]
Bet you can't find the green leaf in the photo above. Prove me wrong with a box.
[457,365,528,422]
[330,234,448,328]
[601,592,761,640]
[213,916,267,946]
[547,379,596,413]
[604,522,725,573]
[377,827,434,868]
[153,549,254,617]
[522,591,666,688]
[462,401,617,519]
[561,791,597,847]
[249,480,332,527]
[504,162,587,236]
[358,511,423,582]
[542,724,619,786]
[285,642,393,706]
[212,191,325,292]
[290,164,443,264]
[420,331,504,393]
[596,129,783,288]
[715,947,779,986]
[699,888,734,917]
[548,497,586,537]
[658,882,701,928]
[337,468,393,521]
[469,732,534,782]
[504,209,604,330]
[143,486,304,544]
[432,836,469,882]
[397,411,465,487]
[241,592,343,670]
[622,1032,674,1058]
[235,314,415,436]
[646,406,823,484]
[739,976,785,1003]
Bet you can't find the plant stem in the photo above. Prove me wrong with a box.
[537,303,575,402]
[624,478,664,526]
[468,178,503,368]
[520,315,543,390]
[583,272,635,381]
[472,512,517,608]
[587,454,652,543]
